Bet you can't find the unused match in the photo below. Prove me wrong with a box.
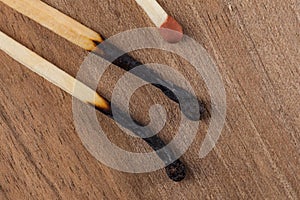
[134,0,183,43]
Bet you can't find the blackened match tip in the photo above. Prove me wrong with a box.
[198,101,208,120]
[165,160,186,182]
[180,100,207,121]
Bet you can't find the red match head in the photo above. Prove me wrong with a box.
[159,16,183,43]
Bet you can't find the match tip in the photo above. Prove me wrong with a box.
[165,159,186,182]
[159,16,183,43]
[93,100,111,115]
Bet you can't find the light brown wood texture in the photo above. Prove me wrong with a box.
[0,0,299,199]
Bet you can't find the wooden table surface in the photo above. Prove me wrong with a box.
[0,0,299,199]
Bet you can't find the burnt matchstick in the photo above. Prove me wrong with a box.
[134,0,183,43]
[0,0,206,121]
[0,31,186,182]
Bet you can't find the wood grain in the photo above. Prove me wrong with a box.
[0,0,299,199]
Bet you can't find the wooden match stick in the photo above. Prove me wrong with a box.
[134,0,183,43]
[0,0,103,51]
[0,31,186,182]
[0,31,109,112]
[0,0,205,121]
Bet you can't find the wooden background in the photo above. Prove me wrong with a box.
[0,0,299,199]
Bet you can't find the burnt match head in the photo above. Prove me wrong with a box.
[180,100,207,121]
[165,159,186,182]
[153,83,207,121]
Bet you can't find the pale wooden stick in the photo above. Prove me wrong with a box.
[135,0,168,27]
[0,31,110,111]
[0,0,103,50]
[1,0,182,44]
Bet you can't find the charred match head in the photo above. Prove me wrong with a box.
[165,159,186,182]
